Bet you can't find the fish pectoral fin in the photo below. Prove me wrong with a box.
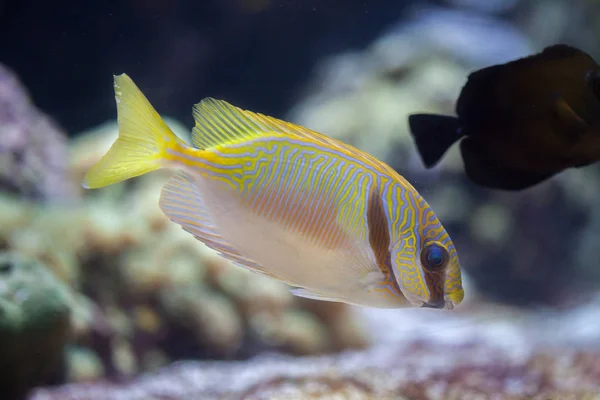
[290,277,406,308]
[159,171,269,275]
[190,97,343,151]
[552,95,590,134]
[460,138,556,190]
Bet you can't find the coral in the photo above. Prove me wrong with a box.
[159,284,245,359]
[26,290,600,398]
[0,63,79,203]
[26,340,600,399]
[0,251,73,400]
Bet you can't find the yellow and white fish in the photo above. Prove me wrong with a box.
[83,74,464,309]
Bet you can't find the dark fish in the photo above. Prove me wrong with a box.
[408,44,600,190]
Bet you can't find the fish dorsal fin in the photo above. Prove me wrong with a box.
[192,97,343,150]
[541,44,587,59]
[191,97,405,184]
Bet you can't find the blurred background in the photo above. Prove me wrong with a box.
[3,0,600,398]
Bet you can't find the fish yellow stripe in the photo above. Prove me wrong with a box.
[191,98,411,190]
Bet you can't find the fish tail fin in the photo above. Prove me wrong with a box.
[408,113,465,168]
[82,73,182,189]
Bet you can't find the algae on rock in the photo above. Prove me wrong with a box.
[0,251,73,400]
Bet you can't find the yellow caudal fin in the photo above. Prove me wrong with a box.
[82,74,181,189]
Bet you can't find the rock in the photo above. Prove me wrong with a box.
[66,347,104,382]
[28,291,600,399]
[0,251,73,400]
[159,285,245,359]
[0,64,79,203]
[26,342,600,399]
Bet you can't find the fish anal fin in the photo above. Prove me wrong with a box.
[290,284,406,308]
[460,138,555,191]
[290,288,346,303]
[158,171,269,275]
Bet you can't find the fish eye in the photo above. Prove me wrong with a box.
[420,243,449,271]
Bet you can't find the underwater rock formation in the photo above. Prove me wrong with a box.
[0,251,73,400]
[0,64,79,203]
[28,289,600,398]
[28,320,600,399]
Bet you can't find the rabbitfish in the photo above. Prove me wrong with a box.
[83,74,464,309]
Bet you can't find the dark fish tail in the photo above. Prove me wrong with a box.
[408,114,464,168]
